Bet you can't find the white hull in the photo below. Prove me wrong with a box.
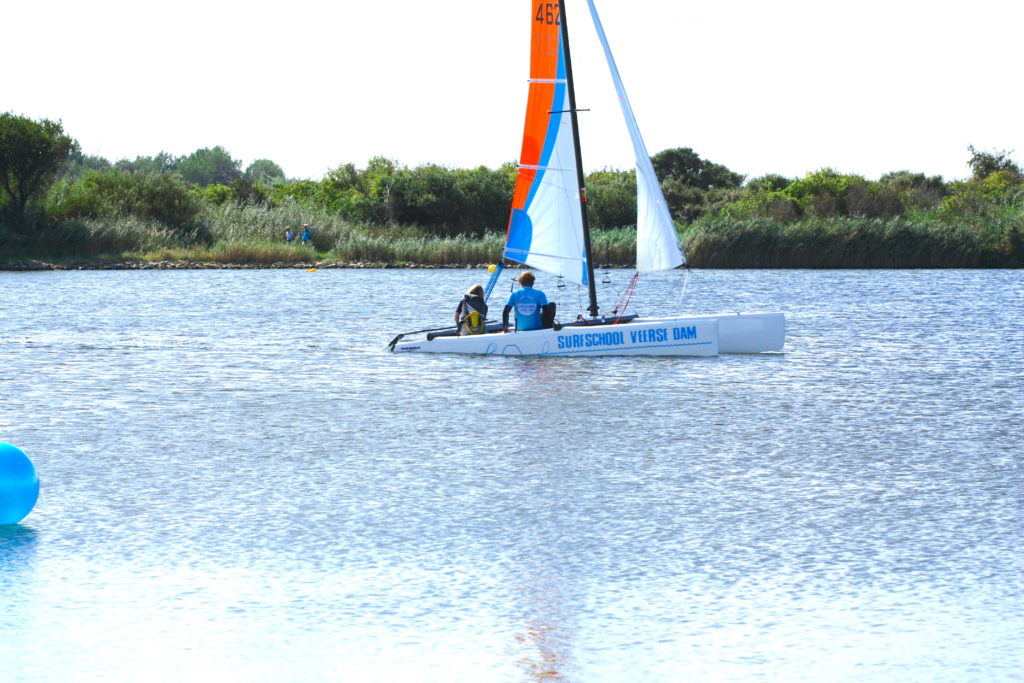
[391,312,784,357]
[683,312,786,353]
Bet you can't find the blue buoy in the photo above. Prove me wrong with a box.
[0,443,40,525]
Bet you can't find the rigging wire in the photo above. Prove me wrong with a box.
[610,272,640,323]
[676,266,692,313]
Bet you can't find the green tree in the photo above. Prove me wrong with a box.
[115,152,178,175]
[322,163,362,193]
[722,188,801,222]
[652,147,743,191]
[60,150,111,181]
[390,164,459,234]
[744,174,792,193]
[451,165,515,235]
[967,146,1022,180]
[176,146,242,186]
[203,184,234,205]
[318,162,367,218]
[230,176,267,205]
[723,169,950,223]
[660,180,709,223]
[585,169,636,229]
[942,170,1024,217]
[877,171,947,212]
[651,147,743,222]
[245,159,285,185]
[0,113,77,231]
[361,156,401,224]
[784,168,861,217]
[267,179,322,206]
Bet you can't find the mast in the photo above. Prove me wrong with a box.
[558,1,600,318]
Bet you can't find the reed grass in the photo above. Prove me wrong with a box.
[328,232,501,265]
[590,227,637,265]
[683,214,1023,268]
[7,201,1020,268]
[6,216,191,261]
[204,201,363,251]
[126,242,317,265]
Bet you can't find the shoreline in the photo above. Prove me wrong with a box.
[0,260,499,272]
[3,259,1020,271]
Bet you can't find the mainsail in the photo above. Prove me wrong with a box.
[586,0,685,272]
[504,3,589,286]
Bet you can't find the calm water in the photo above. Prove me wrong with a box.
[1,268,1021,681]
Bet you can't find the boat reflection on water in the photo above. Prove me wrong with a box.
[514,569,574,681]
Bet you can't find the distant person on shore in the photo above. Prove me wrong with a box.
[285,227,295,243]
[503,271,550,332]
[454,284,488,335]
[300,224,313,247]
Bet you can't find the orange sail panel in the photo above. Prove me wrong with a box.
[504,2,588,286]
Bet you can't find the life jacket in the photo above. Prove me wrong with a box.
[460,295,488,334]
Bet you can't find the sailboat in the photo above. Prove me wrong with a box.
[389,0,785,357]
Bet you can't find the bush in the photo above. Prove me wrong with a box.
[724,190,801,222]
[47,169,208,244]
[204,184,234,205]
[586,169,636,229]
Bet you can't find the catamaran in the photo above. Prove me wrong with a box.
[389,0,785,357]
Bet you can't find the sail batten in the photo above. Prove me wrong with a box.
[504,248,585,263]
[519,164,578,173]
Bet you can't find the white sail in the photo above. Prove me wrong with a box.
[586,0,686,271]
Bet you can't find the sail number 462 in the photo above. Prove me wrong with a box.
[536,3,561,25]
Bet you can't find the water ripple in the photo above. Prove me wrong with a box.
[1,268,1021,681]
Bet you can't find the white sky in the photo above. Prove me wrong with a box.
[5,0,1022,182]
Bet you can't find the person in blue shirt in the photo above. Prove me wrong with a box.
[503,271,548,332]
[284,227,295,243]
[300,224,313,246]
